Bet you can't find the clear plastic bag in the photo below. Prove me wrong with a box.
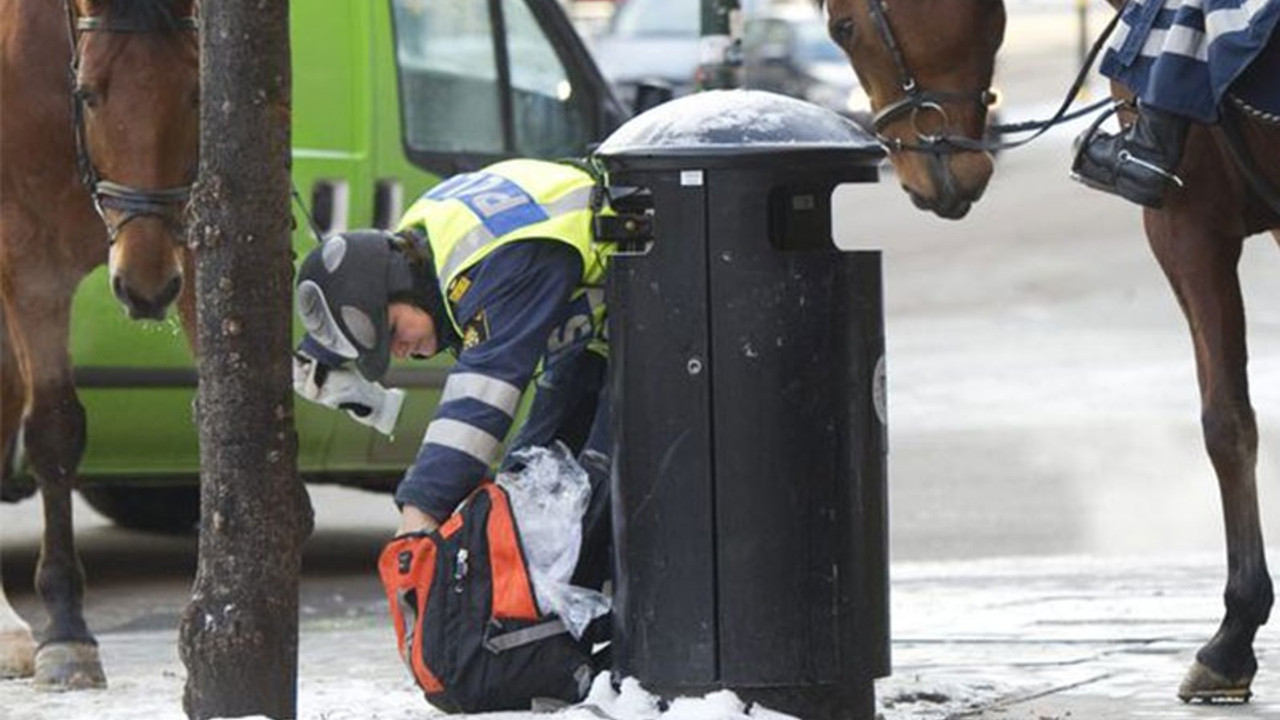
[497,443,610,638]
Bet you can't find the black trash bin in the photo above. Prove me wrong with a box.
[595,90,890,720]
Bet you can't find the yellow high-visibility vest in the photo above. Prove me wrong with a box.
[398,159,611,353]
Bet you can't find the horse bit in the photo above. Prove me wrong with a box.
[63,0,198,245]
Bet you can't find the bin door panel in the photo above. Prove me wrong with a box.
[610,169,717,686]
[707,170,886,685]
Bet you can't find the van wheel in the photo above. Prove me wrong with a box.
[78,485,200,535]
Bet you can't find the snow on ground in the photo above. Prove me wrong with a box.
[8,552,1280,719]
[0,617,988,720]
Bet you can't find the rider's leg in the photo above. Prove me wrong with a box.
[1072,101,1191,209]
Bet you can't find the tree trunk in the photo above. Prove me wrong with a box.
[178,2,313,718]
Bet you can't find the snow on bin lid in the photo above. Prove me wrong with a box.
[595,89,884,158]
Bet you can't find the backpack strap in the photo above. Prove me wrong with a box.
[483,618,569,653]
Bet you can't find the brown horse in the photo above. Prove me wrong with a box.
[0,0,198,689]
[822,0,1279,704]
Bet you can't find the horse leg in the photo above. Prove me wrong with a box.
[4,279,104,690]
[0,553,36,680]
[0,309,37,679]
[1146,213,1273,702]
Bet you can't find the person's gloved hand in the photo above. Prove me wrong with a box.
[292,352,405,436]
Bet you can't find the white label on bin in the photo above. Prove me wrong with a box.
[680,170,704,187]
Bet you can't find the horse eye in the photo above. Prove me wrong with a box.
[831,17,856,46]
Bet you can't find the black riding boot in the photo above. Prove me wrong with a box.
[1072,103,1190,209]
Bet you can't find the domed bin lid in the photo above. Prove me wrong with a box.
[594,89,885,166]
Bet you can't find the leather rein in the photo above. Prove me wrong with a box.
[63,0,198,246]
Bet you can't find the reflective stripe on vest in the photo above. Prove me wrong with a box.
[421,417,504,466]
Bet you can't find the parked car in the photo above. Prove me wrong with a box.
[590,0,871,124]
[588,0,702,107]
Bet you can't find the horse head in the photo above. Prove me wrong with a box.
[822,0,1006,219]
[70,0,199,320]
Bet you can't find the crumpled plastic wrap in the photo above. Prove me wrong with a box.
[497,443,610,639]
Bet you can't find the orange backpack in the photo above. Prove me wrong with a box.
[378,483,595,713]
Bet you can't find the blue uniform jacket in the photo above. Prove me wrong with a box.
[393,239,602,520]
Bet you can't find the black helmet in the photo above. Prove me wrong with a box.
[296,229,438,381]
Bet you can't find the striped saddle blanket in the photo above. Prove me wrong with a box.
[1100,0,1280,122]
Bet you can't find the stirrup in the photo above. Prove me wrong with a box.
[1070,99,1184,194]
[1117,150,1184,187]
[1069,99,1126,177]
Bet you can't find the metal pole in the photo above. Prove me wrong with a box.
[697,0,742,90]
[1076,0,1090,99]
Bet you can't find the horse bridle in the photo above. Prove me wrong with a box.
[864,0,999,154]
[859,0,1125,156]
[64,0,198,246]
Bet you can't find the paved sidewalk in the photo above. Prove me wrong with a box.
[2,552,1278,719]
[881,553,1280,719]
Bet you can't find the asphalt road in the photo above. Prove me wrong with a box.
[2,0,1278,677]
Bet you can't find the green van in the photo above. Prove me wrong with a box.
[19,0,628,531]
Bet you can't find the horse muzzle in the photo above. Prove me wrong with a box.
[897,149,991,221]
[909,188,974,220]
[111,271,182,321]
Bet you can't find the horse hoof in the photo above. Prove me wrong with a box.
[1178,660,1252,704]
[33,642,107,690]
[0,628,37,678]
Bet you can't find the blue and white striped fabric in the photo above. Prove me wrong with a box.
[1099,0,1280,122]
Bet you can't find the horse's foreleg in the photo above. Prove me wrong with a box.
[0,296,37,678]
[5,284,105,690]
[1183,386,1273,702]
[1,301,26,487]
[1,303,36,502]
[1147,214,1273,702]
[0,552,36,679]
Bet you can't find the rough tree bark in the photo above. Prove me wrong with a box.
[178,1,314,718]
